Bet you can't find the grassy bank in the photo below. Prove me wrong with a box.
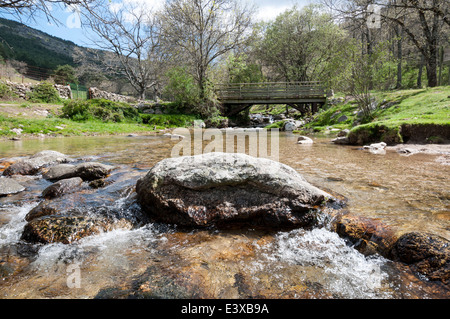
[299,86,450,145]
[0,99,200,139]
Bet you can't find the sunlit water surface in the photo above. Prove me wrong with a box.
[0,132,449,299]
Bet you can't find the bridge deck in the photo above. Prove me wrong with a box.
[215,81,326,104]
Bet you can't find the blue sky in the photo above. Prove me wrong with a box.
[1,0,313,47]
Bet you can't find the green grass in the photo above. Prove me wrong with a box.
[306,86,449,130]
[0,114,153,137]
[370,87,449,126]
[140,113,200,128]
[0,99,202,138]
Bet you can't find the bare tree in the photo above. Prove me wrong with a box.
[0,0,95,23]
[82,0,165,100]
[161,0,255,99]
[322,0,449,87]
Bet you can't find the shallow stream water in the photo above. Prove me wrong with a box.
[0,132,449,299]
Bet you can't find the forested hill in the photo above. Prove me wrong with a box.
[0,17,78,69]
[0,17,108,73]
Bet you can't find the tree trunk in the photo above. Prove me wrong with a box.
[139,89,146,101]
[417,54,424,88]
[396,26,403,89]
[426,46,438,87]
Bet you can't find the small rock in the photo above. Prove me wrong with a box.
[363,142,387,155]
[297,136,313,144]
[43,162,114,181]
[163,133,185,139]
[337,115,348,123]
[283,121,298,131]
[338,129,350,137]
[42,177,83,199]
[332,137,350,145]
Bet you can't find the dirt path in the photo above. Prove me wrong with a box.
[0,102,62,119]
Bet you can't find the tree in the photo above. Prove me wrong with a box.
[161,0,255,99]
[53,64,77,84]
[321,0,450,87]
[0,0,95,23]
[254,5,353,89]
[226,53,264,84]
[82,0,165,100]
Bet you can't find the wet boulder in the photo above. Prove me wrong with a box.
[21,215,133,244]
[43,162,115,181]
[42,177,83,199]
[334,214,398,257]
[136,152,344,228]
[390,232,450,284]
[2,150,70,176]
[0,177,25,196]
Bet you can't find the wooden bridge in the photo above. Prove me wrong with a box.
[215,81,327,116]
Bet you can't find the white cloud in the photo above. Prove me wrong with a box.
[255,4,292,21]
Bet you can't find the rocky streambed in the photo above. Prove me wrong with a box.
[0,135,449,299]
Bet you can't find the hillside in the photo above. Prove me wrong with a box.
[0,17,113,76]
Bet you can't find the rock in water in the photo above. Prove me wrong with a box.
[42,177,83,199]
[43,162,114,181]
[0,177,25,196]
[2,150,70,176]
[390,232,450,283]
[136,152,342,228]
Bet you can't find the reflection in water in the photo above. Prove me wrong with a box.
[0,132,449,299]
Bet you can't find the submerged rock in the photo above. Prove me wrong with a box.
[21,215,133,244]
[0,177,25,196]
[390,232,450,284]
[136,152,344,228]
[43,162,114,181]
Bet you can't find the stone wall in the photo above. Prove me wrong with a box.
[2,80,135,103]
[88,87,136,103]
[3,80,72,100]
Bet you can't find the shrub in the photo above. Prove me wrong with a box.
[140,114,199,127]
[0,81,17,99]
[61,99,140,123]
[27,82,61,103]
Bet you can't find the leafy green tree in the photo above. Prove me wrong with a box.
[226,54,264,84]
[164,66,200,109]
[53,64,77,85]
[255,5,353,89]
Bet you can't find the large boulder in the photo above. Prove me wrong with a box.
[136,152,344,228]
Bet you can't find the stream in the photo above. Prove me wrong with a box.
[0,132,449,299]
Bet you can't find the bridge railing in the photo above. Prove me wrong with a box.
[215,81,326,101]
